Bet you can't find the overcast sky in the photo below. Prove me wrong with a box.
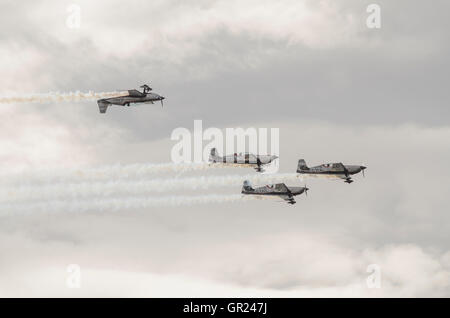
[0,0,449,297]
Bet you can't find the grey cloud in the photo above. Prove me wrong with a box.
[1,0,449,297]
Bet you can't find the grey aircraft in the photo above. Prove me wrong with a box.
[97,84,165,113]
[296,159,366,183]
[241,180,308,205]
[209,148,278,172]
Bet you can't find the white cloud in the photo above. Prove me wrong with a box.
[69,0,360,57]
[0,232,448,297]
[0,121,449,296]
[11,0,362,75]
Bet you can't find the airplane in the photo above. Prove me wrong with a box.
[296,159,366,183]
[97,84,165,113]
[209,148,278,172]
[241,180,308,205]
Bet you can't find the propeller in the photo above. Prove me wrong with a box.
[304,185,308,196]
[361,165,367,177]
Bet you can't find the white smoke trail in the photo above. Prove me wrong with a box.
[0,173,301,203]
[0,194,255,216]
[0,162,250,186]
[0,91,126,104]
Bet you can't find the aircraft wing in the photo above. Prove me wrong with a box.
[275,183,291,193]
[333,163,347,172]
[333,163,352,182]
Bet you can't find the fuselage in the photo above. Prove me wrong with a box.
[299,164,364,175]
[242,186,306,196]
[211,154,278,165]
[102,92,164,106]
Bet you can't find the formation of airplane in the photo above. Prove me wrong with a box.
[97,84,164,113]
[95,84,367,205]
[241,180,308,205]
[209,148,278,172]
[206,148,366,204]
[297,159,366,183]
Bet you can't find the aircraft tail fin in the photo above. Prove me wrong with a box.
[297,159,309,172]
[209,148,221,162]
[98,101,109,114]
[242,180,254,192]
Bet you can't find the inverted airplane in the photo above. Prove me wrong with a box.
[97,84,165,113]
[209,148,278,172]
[296,159,366,183]
[241,180,308,205]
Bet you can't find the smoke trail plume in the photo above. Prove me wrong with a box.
[0,173,301,203]
[0,91,125,104]
[0,194,254,215]
[0,162,250,186]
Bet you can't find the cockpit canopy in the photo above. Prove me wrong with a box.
[321,163,344,170]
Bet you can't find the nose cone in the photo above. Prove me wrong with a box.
[360,166,366,177]
[160,96,165,100]
[271,155,279,160]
